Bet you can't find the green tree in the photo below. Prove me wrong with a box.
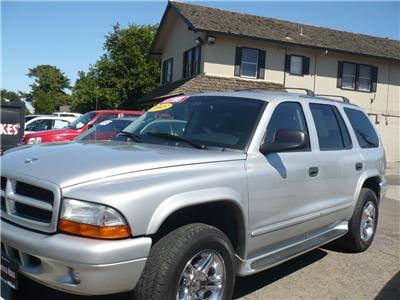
[0,89,21,102]
[72,24,160,112]
[27,65,72,113]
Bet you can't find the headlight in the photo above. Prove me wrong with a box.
[59,199,131,239]
[27,137,42,144]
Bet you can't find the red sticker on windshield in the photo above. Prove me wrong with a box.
[161,96,189,104]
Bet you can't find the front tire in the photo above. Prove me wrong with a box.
[340,188,379,252]
[134,223,236,300]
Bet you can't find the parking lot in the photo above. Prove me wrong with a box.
[2,163,399,300]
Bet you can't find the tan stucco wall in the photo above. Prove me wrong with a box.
[159,10,206,83]
[202,35,400,161]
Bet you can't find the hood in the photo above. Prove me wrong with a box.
[24,128,80,138]
[1,141,246,188]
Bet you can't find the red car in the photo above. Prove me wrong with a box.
[23,110,143,144]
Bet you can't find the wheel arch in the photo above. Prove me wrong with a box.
[146,187,247,258]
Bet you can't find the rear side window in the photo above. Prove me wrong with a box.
[310,103,351,150]
[344,108,379,148]
[266,102,310,150]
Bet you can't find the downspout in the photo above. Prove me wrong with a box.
[385,62,392,125]
[283,46,287,88]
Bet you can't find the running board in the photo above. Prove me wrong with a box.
[236,221,348,276]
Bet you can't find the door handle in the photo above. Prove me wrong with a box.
[309,166,319,177]
[355,162,363,171]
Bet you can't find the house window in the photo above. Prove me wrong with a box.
[162,58,173,84]
[241,48,259,78]
[183,46,201,78]
[234,47,266,79]
[337,62,378,92]
[285,54,310,76]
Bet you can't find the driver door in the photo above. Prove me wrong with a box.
[246,101,320,256]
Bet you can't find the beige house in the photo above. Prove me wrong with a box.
[146,1,400,161]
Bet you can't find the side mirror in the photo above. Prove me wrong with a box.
[260,129,306,155]
[88,123,94,129]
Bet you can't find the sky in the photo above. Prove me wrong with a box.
[2,0,399,95]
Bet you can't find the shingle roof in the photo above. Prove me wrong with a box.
[140,74,285,104]
[168,1,400,61]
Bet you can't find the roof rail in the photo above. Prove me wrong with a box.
[314,94,350,103]
[284,87,314,96]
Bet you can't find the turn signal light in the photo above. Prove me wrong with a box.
[59,219,131,239]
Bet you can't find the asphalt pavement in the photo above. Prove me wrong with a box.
[2,163,399,300]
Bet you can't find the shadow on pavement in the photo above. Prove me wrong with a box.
[3,249,328,300]
[233,248,327,299]
[375,271,400,300]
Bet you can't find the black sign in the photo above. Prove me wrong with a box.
[1,101,25,153]
[1,255,18,289]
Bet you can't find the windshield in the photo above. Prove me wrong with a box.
[68,112,98,130]
[76,118,136,141]
[120,95,265,150]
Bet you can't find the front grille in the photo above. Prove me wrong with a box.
[14,202,52,223]
[15,181,54,205]
[1,177,6,191]
[1,176,60,233]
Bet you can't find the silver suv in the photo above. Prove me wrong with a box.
[1,92,387,299]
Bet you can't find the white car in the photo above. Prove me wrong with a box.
[52,112,82,118]
[24,116,76,135]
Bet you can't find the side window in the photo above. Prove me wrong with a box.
[26,119,53,131]
[344,108,379,148]
[265,102,310,150]
[310,103,351,150]
[53,120,69,129]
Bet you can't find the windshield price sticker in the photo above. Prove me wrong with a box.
[148,103,173,112]
[161,96,189,104]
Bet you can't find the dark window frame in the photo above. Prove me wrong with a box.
[337,61,378,93]
[162,58,173,84]
[285,54,310,76]
[309,103,353,151]
[263,101,311,153]
[234,47,266,79]
[182,46,201,79]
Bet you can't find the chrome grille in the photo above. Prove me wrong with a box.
[0,175,61,233]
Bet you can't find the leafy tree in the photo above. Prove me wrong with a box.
[0,89,21,102]
[72,24,160,112]
[26,65,72,113]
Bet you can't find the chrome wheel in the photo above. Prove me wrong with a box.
[360,201,376,242]
[177,250,225,300]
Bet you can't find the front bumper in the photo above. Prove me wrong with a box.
[1,220,152,295]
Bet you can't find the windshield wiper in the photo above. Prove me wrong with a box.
[118,131,143,143]
[357,130,378,147]
[146,132,208,150]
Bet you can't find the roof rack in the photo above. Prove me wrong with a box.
[314,94,350,103]
[284,87,314,96]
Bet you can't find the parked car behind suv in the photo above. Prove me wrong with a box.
[1,92,386,299]
[22,110,143,144]
[24,116,76,135]
[75,117,140,141]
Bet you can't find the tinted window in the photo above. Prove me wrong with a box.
[95,114,119,125]
[69,112,97,129]
[344,108,379,148]
[26,119,53,131]
[265,102,310,149]
[310,104,351,150]
[332,107,352,148]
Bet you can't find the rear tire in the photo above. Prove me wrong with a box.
[339,188,379,252]
[134,223,236,300]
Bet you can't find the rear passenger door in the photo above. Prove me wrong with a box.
[308,103,362,224]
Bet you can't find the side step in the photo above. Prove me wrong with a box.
[237,221,348,276]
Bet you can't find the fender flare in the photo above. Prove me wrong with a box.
[146,187,247,237]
